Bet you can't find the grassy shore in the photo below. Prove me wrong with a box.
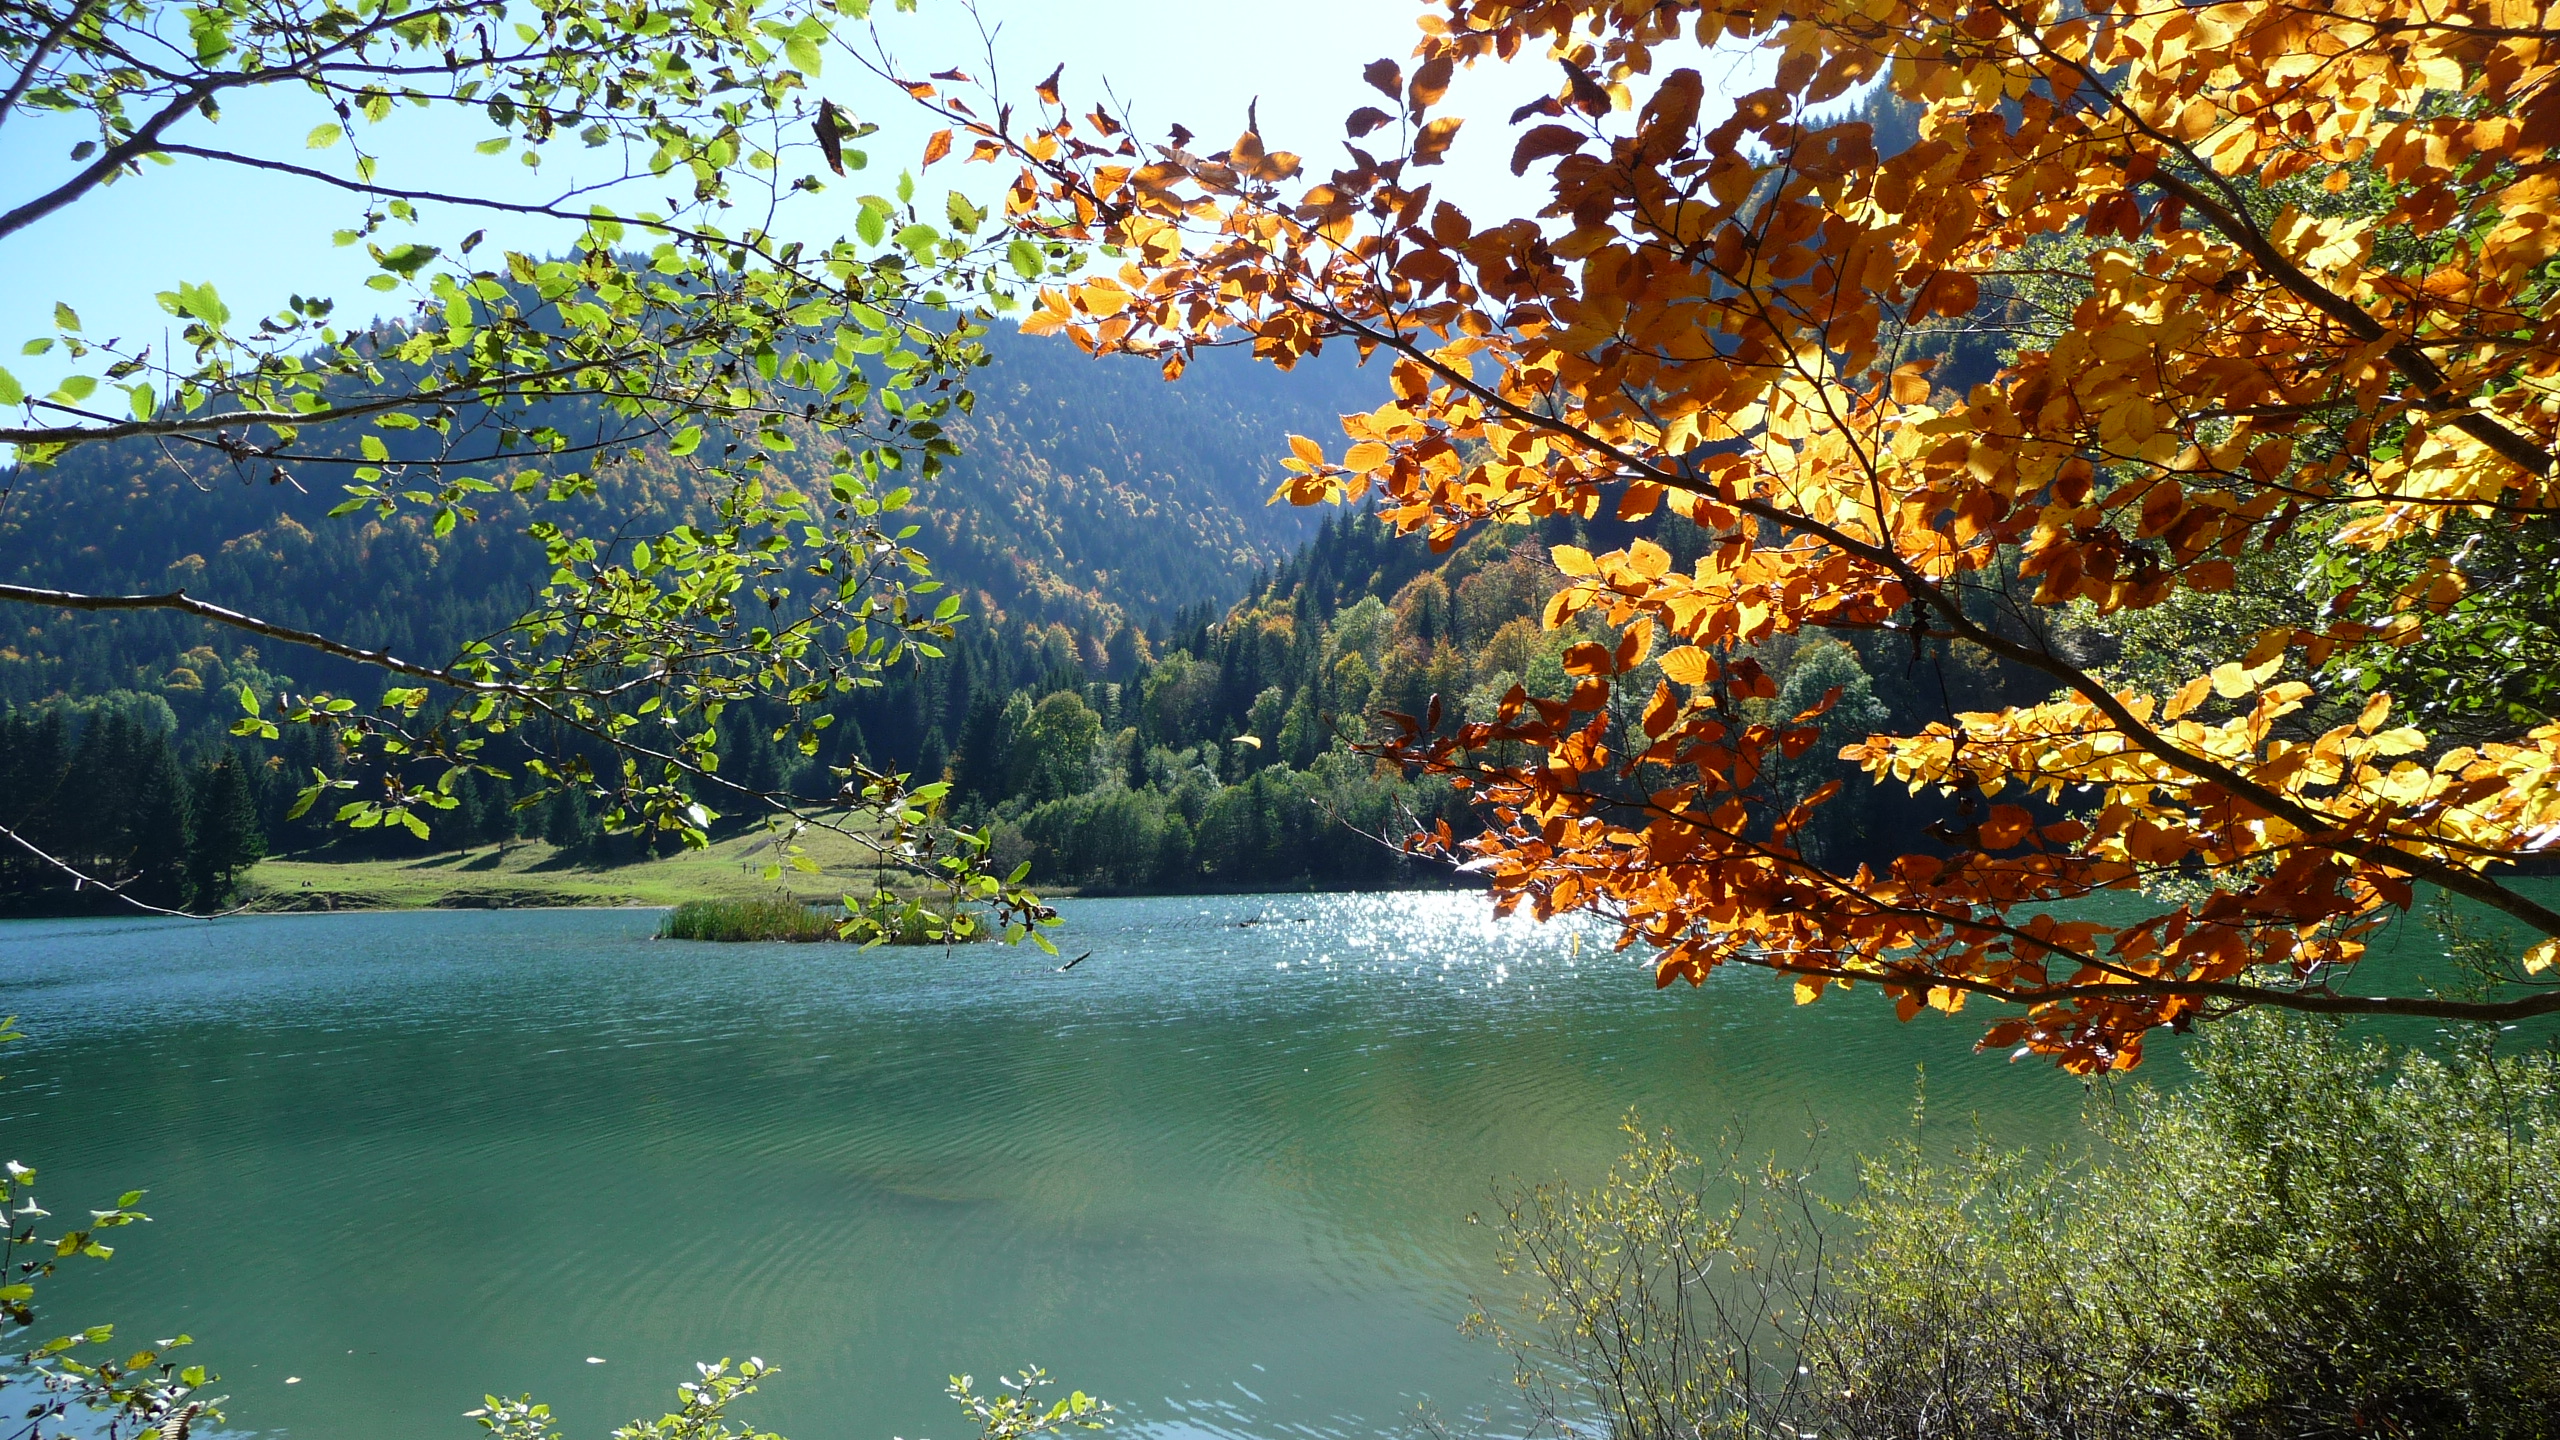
[239,818,932,912]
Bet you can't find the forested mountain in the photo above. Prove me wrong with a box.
[0,328,1381,909]
[0,281,2055,907]
[0,331,1377,718]
[940,502,2060,895]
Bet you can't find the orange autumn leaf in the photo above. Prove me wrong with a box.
[932,0,2560,1073]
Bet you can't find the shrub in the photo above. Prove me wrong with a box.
[1479,1013,2560,1440]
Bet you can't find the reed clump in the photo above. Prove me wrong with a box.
[658,895,993,944]
[659,896,839,942]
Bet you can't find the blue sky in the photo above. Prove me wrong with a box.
[3,1,1755,397]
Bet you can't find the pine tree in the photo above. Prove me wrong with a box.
[543,788,592,853]
[122,734,194,911]
[0,710,69,901]
[188,752,267,906]
[63,710,131,872]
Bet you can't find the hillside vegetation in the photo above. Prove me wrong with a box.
[0,332,1375,715]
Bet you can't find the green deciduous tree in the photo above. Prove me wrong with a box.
[2,0,1066,938]
[1009,689,1100,804]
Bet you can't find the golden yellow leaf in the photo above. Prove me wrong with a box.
[1659,646,1713,686]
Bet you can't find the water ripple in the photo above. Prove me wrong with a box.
[0,896,2083,1440]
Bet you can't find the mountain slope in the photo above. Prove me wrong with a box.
[0,330,1378,714]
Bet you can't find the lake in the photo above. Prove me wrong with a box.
[0,894,2109,1440]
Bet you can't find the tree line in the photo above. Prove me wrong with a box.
[0,700,267,913]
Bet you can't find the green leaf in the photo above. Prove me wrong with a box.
[127,383,156,420]
[1007,238,1043,279]
[167,281,229,325]
[53,374,96,403]
[376,244,440,278]
[360,434,389,462]
[52,302,79,332]
[785,36,822,75]
[307,123,344,150]
[475,136,512,155]
[187,8,229,62]
[856,206,885,247]
[0,367,21,406]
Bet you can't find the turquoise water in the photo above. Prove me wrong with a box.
[0,894,2103,1440]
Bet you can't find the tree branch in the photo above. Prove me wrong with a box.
[0,0,105,129]
[1301,302,2560,945]
[0,582,512,692]
[2142,169,2556,481]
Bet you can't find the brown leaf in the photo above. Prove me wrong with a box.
[814,98,846,176]
[1034,64,1064,106]
[1511,123,1583,176]
[1346,106,1395,138]
[1412,115,1462,166]
[921,128,953,168]
[1363,58,1402,100]
[1561,60,1610,116]
[1408,55,1454,116]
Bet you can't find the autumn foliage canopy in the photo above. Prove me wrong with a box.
[912,0,2560,1069]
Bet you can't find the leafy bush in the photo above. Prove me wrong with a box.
[1479,1014,2560,1440]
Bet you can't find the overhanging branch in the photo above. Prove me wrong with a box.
[0,582,508,692]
